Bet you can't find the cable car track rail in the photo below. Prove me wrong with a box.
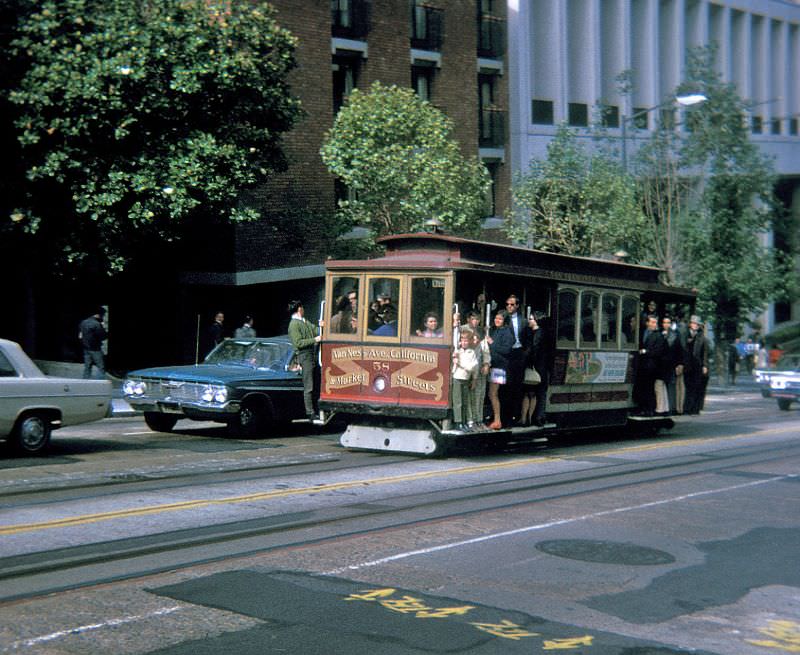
[1,436,798,604]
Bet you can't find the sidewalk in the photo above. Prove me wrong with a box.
[704,374,760,395]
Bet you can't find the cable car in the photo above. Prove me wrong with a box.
[319,232,695,456]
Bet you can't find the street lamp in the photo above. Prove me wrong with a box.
[621,93,707,171]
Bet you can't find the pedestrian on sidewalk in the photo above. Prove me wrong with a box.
[79,307,107,379]
[235,315,256,338]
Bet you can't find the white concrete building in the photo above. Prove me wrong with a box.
[507,0,800,334]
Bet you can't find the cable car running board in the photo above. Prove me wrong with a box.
[339,422,554,456]
[340,424,439,456]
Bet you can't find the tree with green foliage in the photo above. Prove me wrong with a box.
[507,125,651,260]
[2,0,300,273]
[320,82,491,238]
[676,46,797,345]
[631,127,696,286]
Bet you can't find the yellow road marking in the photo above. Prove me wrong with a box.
[0,457,553,535]
[1,425,797,536]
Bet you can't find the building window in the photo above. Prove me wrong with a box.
[333,54,359,113]
[334,178,357,206]
[659,107,676,130]
[411,1,443,51]
[412,65,434,101]
[483,161,499,217]
[477,0,504,58]
[568,103,588,127]
[790,118,799,136]
[771,118,782,135]
[751,115,763,134]
[531,99,554,125]
[774,301,792,324]
[600,104,620,128]
[331,0,370,39]
[632,107,649,130]
[479,74,504,147]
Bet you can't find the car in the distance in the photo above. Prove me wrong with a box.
[754,353,800,398]
[0,338,112,454]
[767,353,800,411]
[123,337,307,435]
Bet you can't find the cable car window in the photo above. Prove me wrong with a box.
[556,289,577,346]
[622,296,639,349]
[329,276,360,336]
[409,277,446,340]
[601,293,619,348]
[580,291,599,348]
[367,277,400,337]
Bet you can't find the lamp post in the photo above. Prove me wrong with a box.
[621,94,707,171]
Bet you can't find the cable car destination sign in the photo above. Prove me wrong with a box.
[323,345,447,403]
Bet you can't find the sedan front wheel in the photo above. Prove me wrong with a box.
[12,413,52,455]
[144,412,179,433]
[229,397,274,437]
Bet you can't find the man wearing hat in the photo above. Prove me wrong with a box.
[79,307,108,379]
[683,315,709,414]
[369,291,396,332]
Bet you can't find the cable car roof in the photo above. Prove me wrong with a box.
[325,232,696,300]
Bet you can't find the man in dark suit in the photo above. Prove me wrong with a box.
[503,294,525,424]
[636,314,666,416]
[683,315,709,415]
[660,315,684,414]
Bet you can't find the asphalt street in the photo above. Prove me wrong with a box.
[0,380,798,655]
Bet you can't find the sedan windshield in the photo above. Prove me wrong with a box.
[205,340,292,370]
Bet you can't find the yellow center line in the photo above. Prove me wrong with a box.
[1,425,796,536]
[0,457,554,536]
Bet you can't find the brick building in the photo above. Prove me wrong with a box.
[164,1,510,365]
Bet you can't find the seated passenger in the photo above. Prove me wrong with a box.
[329,295,354,334]
[372,307,398,336]
[416,312,443,338]
[368,292,396,333]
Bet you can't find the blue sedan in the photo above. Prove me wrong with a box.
[123,337,307,435]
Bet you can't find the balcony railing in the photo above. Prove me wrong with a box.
[332,0,370,40]
[477,13,504,58]
[411,4,444,51]
[479,107,505,148]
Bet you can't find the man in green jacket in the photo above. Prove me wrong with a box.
[287,300,322,421]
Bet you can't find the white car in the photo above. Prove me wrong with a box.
[0,339,112,454]
[767,353,800,411]
[753,353,800,398]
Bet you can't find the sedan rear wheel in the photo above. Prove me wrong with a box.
[13,413,52,455]
[144,412,179,433]
[777,398,793,411]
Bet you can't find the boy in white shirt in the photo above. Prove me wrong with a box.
[452,329,479,430]
[463,310,491,428]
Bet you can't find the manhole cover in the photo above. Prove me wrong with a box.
[535,539,676,566]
